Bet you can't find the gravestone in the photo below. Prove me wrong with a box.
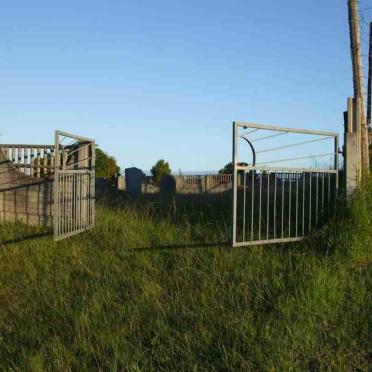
[125,167,144,198]
[117,176,126,191]
[160,175,176,207]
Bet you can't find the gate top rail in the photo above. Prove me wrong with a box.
[236,165,338,173]
[56,130,94,144]
[0,144,54,148]
[235,122,338,138]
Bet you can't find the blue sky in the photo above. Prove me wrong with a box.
[0,0,371,172]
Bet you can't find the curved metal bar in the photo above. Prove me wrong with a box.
[241,136,256,166]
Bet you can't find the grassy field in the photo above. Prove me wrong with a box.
[0,180,371,371]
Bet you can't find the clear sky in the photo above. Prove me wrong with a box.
[1,0,371,173]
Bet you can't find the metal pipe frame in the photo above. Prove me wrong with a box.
[54,130,96,242]
[235,121,338,137]
[232,121,339,248]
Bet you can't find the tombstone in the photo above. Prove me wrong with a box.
[160,175,176,207]
[125,167,144,198]
[160,175,176,196]
[117,176,126,191]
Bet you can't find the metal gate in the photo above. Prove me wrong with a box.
[54,131,95,241]
[232,122,339,247]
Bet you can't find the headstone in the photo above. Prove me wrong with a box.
[160,175,176,207]
[117,176,126,191]
[125,168,143,198]
[160,175,176,196]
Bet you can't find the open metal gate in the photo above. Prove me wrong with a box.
[232,122,339,247]
[54,131,95,241]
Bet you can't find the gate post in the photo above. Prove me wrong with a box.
[232,122,238,246]
[344,97,362,195]
[53,131,60,241]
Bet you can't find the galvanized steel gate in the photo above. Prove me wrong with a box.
[232,122,339,247]
[54,131,95,241]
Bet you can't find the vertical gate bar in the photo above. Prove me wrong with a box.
[82,173,85,229]
[68,174,71,234]
[75,173,78,231]
[54,132,59,241]
[77,173,79,230]
[321,172,325,219]
[302,172,306,236]
[86,173,89,228]
[89,173,92,226]
[77,173,79,231]
[64,173,67,236]
[232,123,238,245]
[316,172,319,226]
[309,172,312,232]
[90,172,93,226]
[274,172,277,239]
[73,173,75,232]
[258,172,262,240]
[87,173,90,228]
[84,173,88,229]
[334,135,339,217]
[60,173,63,237]
[281,175,285,238]
[73,174,76,232]
[76,173,81,230]
[328,172,331,218]
[91,142,96,227]
[72,174,74,232]
[81,173,84,229]
[70,174,73,234]
[295,173,299,237]
[62,171,67,235]
[61,173,64,237]
[63,174,65,236]
[266,171,270,239]
[72,173,74,232]
[71,174,73,233]
[83,173,86,229]
[289,173,292,238]
[243,171,247,242]
[87,173,90,227]
[67,174,69,235]
[334,135,339,199]
[251,170,255,241]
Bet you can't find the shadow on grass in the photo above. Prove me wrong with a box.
[128,241,231,253]
[0,231,51,246]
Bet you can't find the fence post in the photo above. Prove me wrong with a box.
[205,175,210,193]
[344,97,360,195]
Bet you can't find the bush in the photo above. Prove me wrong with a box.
[95,147,120,180]
[151,159,171,185]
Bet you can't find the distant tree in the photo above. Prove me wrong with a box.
[151,159,171,185]
[95,147,120,180]
[219,162,248,174]
[219,162,233,174]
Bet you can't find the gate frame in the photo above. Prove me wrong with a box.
[232,121,339,248]
[54,130,96,242]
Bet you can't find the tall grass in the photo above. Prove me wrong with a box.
[0,180,371,371]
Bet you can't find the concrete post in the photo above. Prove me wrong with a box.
[344,97,361,195]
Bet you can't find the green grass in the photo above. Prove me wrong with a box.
[0,180,371,371]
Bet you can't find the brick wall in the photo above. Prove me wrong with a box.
[0,154,53,227]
